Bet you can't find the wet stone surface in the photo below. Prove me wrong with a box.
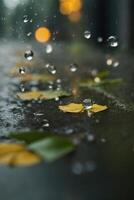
[0,42,134,200]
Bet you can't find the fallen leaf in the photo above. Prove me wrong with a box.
[59,103,108,113]
[13,151,41,166]
[90,104,108,113]
[9,131,51,144]
[29,136,75,162]
[59,103,83,113]
[0,143,41,166]
[0,143,25,154]
[17,90,70,101]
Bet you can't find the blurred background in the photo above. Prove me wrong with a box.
[0,0,133,49]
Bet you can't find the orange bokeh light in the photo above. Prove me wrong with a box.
[59,0,82,15]
[35,27,51,43]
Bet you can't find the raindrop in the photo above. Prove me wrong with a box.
[87,134,95,142]
[107,36,118,47]
[34,112,44,116]
[45,44,53,54]
[100,138,107,143]
[45,63,50,68]
[84,30,91,39]
[94,77,101,83]
[56,84,62,91]
[97,37,103,43]
[24,50,34,61]
[23,15,30,23]
[87,110,92,117]
[83,99,92,110]
[27,32,32,37]
[64,127,74,135]
[106,58,113,66]
[91,69,98,77]
[106,57,120,68]
[42,119,50,127]
[20,84,25,92]
[47,65,57,75]
[48,83,53,90]
[113,61,119,68]
[69,63,78,73]
[55,97,59,101]
[72,162,83,175]
[19,67,25,75]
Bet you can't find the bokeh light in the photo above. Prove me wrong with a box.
[59,0,82,16]
[35,27,51,43]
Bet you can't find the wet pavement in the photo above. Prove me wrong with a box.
[0,41,134,200]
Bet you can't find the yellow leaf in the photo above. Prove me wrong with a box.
[0,143,41,167]
[59,103,108,113]
[59,103,84,113]
[17,90,70,101]
[0,143,25,154]
[13,151,41,166]
[90,104,108,113]
[17,91,44,100]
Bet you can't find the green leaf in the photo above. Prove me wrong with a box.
[9,131,51,144]
[29,136,75,162]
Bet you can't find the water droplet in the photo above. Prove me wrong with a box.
[56,79,62,84]
[64,128,74,135]
[24,50,34,61]
[19,67,25,75]
[113,61,119,68]
[87,110,92,117]
[45,44,53,54]
[34,112,44,116]
[45,63,50,68]
[27,32,32,37]
[91,69,98,77]
[72,162,83,175]
[87,134,95,142]
[20,84,25,92]
[42,119,50,127]
[48,84,53,90]
[106,58,113,66]
[47,65,57,75]
[69,63,78,73]
[107,36,118,47]
[100,138,107,143]
[84,30,91,39]
[56,84,62,91]
[23,15,30,23]
[83,99,92,110]
[106,57,120,68]
[55,97,59,101]
[97,37,103,43]
[94,77,101,83]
